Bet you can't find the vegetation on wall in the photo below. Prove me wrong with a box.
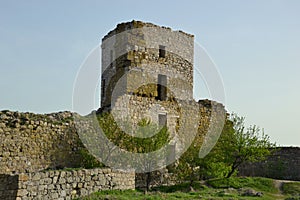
[78,148,104,169]
[174,113,276,184]
[97,112,170,191]
[80,112,276,191]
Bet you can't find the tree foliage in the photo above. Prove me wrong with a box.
[174,113,276,182]
[96,111,275,187]
[98,113,170,191]
[202,113,276,178]
[174,141,202,188]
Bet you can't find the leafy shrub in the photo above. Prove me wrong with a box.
[79,148,105,169]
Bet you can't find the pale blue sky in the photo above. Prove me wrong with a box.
[0,1,299,146]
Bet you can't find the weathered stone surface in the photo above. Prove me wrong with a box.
[0,21,229,199]
[7,20,297,199]
[238,147,300,181]
[101,20,194,109]
[0,168,135,200]
[18,174,29,181]
[0,110,86,175]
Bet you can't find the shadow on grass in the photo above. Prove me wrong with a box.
[151,182,206,193]
[206,177,278,192]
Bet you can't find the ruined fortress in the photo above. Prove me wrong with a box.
[98,20,224,166]
[0,21,299,200]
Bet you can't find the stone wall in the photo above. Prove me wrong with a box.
[0,168,135,200]
[98,21,227,167]
[0,100,226,178]
[101,20,194,108]
[1,105,299,199]
[135,169,176,189]
[0,110,85,174]
[238,147,300,181]
[110,94,226,155]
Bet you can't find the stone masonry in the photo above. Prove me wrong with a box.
[2,20,298,199]
[0,110,84,174]
[0,168,135,200]
[0,21,228,199]
[99,20,225,158]
[238,147,300,181]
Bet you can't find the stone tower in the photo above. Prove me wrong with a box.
[100,21,195,135]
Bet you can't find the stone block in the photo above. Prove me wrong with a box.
[17,189,28,196]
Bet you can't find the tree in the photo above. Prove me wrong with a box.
[206,113,276,178]
[174,141,202,189]
[173,119,207,189]
[97,112,126,164]
[98,114,170,191]
[132,119,170,191]
[176,119,234,182]
[199,119,234,179]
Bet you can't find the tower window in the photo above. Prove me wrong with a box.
[159,114,167,127]
[110,50,114,65]
[123,65,129,72]
[157,74,167,101]
[167,144,176,163]
[159,45,166,58]
[101,79,106,97]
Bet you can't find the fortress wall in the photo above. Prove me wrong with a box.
[0,102,225,176]
[0,110,85,174]
[0,168,135,200]
[238,147,300,181]
[1,102,299,200]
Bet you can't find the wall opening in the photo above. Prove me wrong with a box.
[159,45,166,58]
[157,74,167,101]
[166,144,176,172]
[158,113,167,127]
[101,79,106,97]
[123,65,129,72]
[110,50,114,66]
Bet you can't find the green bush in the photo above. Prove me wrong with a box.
[79,148,105,169]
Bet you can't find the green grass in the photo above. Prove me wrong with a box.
[207,177,278,193]
[282,182,300,196]
[78,177,297,200]
[79,189,239,200]
[152,181,205,193]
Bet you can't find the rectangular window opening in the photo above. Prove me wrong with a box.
[110,50,114,66]
[167,144,176,162]
[157,74,167,101]
[123,65,129,72]
[159,114,167,127]
[166,144,176,171]
[101,79,106,97]
[159,45,166,58]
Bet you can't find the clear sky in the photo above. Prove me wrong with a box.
[1,0,299,146]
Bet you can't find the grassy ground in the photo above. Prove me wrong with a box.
[78,177,300,200]
[282,181,300,197]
